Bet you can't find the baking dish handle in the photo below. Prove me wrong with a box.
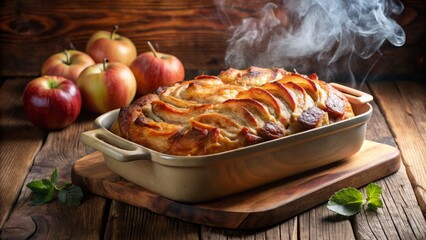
[80,128,151,162]
[330,83,373,104]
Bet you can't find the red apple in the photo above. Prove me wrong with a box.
[130,42,185,95]
[41,50,95,82]
[76,59,137,114]
[23,76,82,130]
[86,25,137,66]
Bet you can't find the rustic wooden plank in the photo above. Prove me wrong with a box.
[369,81,426,214]
[0,0,424,77]
[299,205,355,240]
[350,82,426,239]
[0,109,108,239]
[395,81,426,145]
[0,78,44,229]
[104,201,199,240]
[200,217,297,240]
[363,85,399,148]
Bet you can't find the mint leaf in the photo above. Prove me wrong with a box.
[327,187,366,216]
[366,183,383,211]
[31,186,55,205]
[57,190,66,204]
[368,198,383,211]
[26,179,52,192]
[26,169,84,206]
[58,185,84,206]
[50,168,58,185]
[366,182,382,200]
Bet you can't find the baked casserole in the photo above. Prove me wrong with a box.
[111,67,354,156]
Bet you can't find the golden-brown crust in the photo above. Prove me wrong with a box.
[117,94,159,139]
[115,67,355,156]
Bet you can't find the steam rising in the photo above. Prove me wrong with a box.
[218,0,406,81]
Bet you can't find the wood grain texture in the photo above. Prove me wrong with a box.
[299,205,355,240]
[0,92,108,239]
[369,81,426,215]
[72,140,400,230]
[0,78,44,229]
[200,218,297,240]
[104,201,199,240]
[0,0,266,76]
[352,162,426,240]
[347,83,426,240]
[0,0,424,77]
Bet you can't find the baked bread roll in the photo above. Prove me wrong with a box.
[112,67,354,156]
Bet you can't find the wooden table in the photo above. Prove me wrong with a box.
[1,77,425,239]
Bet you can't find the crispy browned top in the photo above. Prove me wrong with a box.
[112,67,354,156]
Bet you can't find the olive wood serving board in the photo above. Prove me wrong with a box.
[72,140,400,229]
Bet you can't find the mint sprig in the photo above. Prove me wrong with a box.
[327,183,383,216]
[26,168,84,206]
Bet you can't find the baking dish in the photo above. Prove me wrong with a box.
[80,83,373,203]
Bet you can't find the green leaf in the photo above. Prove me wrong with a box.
[26,179,52,192]
[57,185,84,206]
[57,190,66,204]
[31,187,55,205]
[50,168,59,185]
[366,183,383,211]
[368,198,383,211]
[327,187,366,216]
[366,182,382,200]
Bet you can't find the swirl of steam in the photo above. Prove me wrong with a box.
[221,0,406,81]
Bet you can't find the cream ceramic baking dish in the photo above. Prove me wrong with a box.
[80,83,373,203]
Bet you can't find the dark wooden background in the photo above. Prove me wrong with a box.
[0,0,425,79]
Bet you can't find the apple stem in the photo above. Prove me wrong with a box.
[64,50,71,65]
[147,41,159,58]
[103,58,108,71]
[48,79,60,89]
[111,25,119,40]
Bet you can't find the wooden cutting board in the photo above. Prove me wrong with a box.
[72,140,400,229]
